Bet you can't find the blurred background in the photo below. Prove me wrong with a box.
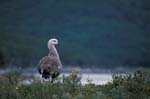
[0,0,150,71]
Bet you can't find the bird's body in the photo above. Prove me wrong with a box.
[38,38,62,82]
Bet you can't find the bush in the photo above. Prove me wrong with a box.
[104,69,150,99]
[0,69,150,99]
[0,49,5,67]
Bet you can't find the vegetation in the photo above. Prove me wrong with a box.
[0,49,5,66]
[0,0,150,68]
[0,70,150,99]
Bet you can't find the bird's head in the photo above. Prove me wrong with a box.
[48,38,58,49]
[48,38,58,47]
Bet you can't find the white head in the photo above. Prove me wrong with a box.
[48,38,58,49]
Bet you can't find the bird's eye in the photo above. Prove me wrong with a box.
[54,40,57,42]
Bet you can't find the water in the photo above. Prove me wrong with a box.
[80,73,112,84]
[0,68,113,85]
[22,72,112,85]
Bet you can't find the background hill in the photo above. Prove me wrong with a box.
[0,0,150,68]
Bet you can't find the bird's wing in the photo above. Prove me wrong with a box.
[38,56,62,74]
[38,56,50,74]
[47,56,62,72]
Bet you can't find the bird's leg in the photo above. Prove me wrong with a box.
[40,77,44,83]
[50,75,55,83]
[50,72,60,83]
[51,78,54,83]
[48,77,51,82]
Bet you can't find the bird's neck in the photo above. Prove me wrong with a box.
[48,44,62,69]
[48,45,59,57]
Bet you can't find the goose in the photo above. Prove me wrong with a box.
[38,38,62,82]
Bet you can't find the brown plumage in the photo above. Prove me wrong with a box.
[38,38,62,82]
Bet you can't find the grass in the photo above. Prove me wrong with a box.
[0,69,150,99]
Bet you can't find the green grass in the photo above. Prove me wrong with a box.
[0,69,150,99]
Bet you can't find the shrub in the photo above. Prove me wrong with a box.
[106,69,150,99]
[0,69,150,99]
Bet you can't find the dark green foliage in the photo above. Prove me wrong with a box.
[103,69,150,99]
[0,49,5,66]
[0,70,150,99]
[0,48,8,67]
[0,0,150,67]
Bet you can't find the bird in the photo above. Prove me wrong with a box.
[38,38,62,82]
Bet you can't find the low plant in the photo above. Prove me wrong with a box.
[0,69,150,99]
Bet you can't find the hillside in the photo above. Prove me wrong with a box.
[0,0,150,68]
